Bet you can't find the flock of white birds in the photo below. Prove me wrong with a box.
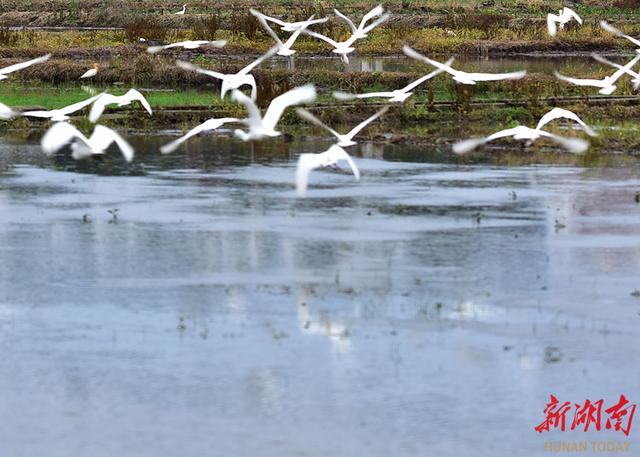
[0,6,639,195]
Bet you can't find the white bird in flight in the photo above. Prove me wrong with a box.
[547,7,582,37]
[554,52,640,95]
[22,93,104,122]
[452,107,596,155]
[296,144,360,196]
[591,53,640,90]
[252,10,324,57]
[41,122,134,162]
[334,5,386,39]
[80,63,99,79]
[232,84,316,141]
[0,102,15,119]
[600,21,640,49]
[296,106,388,147]
[333,63,450,102]
[302,10,389,64]
[176,46,277,101]
[404,46,527,85]
[160,117,241,154]
[147,39,226,54]
[175,4,186,15]
[253,11,328,32]
[89,89,152,123]
[0,54,51,81]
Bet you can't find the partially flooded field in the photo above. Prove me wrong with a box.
[2,1,640,454]
[1,133,639,456]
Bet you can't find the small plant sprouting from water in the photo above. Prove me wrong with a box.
[108,208,119,222]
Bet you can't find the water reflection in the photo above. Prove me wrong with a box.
[0,136,639,456]
[257,54,617,75]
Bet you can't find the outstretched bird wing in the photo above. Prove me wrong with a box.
[176,60,227,80]
[238,46,278,76]
[554,71,607,88]
[403,46,457,77]
[122,89,153,115]
[295,145,359,196]
[334,9,358,35]
[358,5,384,31]
[535,107,597,137]
[296,108,343,140]
[452,127,526,155]
[0,54,51,76]
[562,7,582,25]
[466,70,527,81]
[262,84,316,131]
[600,21,640,48]
[332,90,390,100]
[255,14,285,48]
[231,90,263,129]
[547,14,559,37]
[88,125,135,162]
[40,122,88,155]
[360,13,389,35]
[60,93,105,116]
[302,30,341,48]
[0,101,14,119]
[402,61,452,92]
[609,53,640,84]
[250,9,287,28]
[345,106,388,140]
[160,118,240,154]
[538,131,589,154]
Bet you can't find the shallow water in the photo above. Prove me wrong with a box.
[1,135,639,457]
[261,54,618,75]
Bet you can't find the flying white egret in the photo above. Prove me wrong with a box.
[253,11,328,32]
[302,12,389,64]
[600,21,640,49]
[147,39,227,54]
[296,106,388,147]
[334,4,385,39]
[41,122,134,162]
[80,63,99,79]
[0,102,15,119]
[296,144,360,196]
[554,53,640,95]
[591,53,640,90]
[89,89,152,123]
[534,107,598,137]
[232,84,316,141]
[0,54,51,81]
[333,63,450,102]
[252,10,321,57]
[452,107,594,154]
[404,46,526,85]
[22,93,104,122]
[176,46,277,101]
[175,4,186,15]
[547,7,582,37]
[160,117,242,154]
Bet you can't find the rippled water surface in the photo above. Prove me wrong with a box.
[1,135,639,457]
